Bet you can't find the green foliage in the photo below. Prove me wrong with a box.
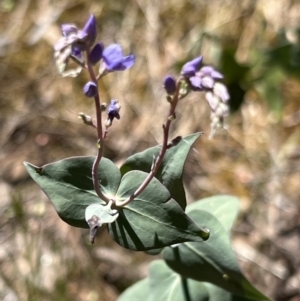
[24,157,120,228]
[162,209,269,300]
[186,195,240,232]
[118,196,269,301]
[108,170,209,251]
[24,138,210,251]
[118,260,259,301]
[120,133,201,209]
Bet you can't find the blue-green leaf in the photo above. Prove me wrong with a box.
[162,210,270,300]
[148,260,209,301]
[186,195,240,232]
[24,156,121,228]
[120,133,201,209]
[108,170,209,251]
[117,278,150,301]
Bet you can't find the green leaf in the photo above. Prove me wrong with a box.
[24,156,121,228]
[162,210,270,300]
[117,278,150,301]
[186,195,240,232]
[108,171,209,251]
[148,260,209,301]
[120,133,201,209]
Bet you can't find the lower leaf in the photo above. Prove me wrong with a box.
[162,210,270,300]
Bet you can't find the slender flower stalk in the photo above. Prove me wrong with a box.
[86,50,111,204]
[115,78,183,207]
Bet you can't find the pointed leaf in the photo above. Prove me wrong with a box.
[108,171,209,251]
[149,260,209,301]
[120,133,201,209]
[186,195,240,232]
[162,210,270,300]
[24,156,121,228]
[117,278,150,301]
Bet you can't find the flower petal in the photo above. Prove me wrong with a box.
[190,76,202,89]
[61,24,77,37]
[214,82,230,102]
[120,54,135,70]
[206,92,219,111]
[103,44,135,71]
[82,14,97,47]
[201,76,214,89]
[181,56,203,76]
[103,44,123,65]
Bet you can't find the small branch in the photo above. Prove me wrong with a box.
[86,55,110,204]
[115,79,182,207]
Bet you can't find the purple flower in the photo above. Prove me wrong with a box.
[54,15,98,76]
[102,44,135,72]
[56,15,97,53]
[83,82,98,97]
[181,56,224,91]
[163,76,177,95]
[89,42,103,65]
[108,99,121,119]
[106,99,121,127]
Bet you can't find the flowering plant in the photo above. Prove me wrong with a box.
[24,15,270,301]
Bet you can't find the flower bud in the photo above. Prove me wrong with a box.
[89,42,103,65]
[163,76,176,95]
[83,81,97,98]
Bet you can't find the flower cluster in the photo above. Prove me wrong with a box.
[163,56,230,137]
[54,15,135,126]
[54,15,135,78]
[181,56,229,137]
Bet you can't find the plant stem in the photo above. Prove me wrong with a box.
[115,79,182,207]
[86,58,110,204]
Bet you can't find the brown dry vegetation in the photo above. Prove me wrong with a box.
[0,0,300,300]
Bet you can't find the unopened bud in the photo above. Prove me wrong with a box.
[163,76,176,95]
[78,112,93,126]
[83,81,97,98]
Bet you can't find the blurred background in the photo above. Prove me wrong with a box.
[0,0,300,300]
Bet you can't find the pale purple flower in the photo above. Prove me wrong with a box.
[181,56,230,137]
[54,15,98,76]
[56,15,97,53]
[181,56,224,91]
[102,44,135,72]
[163,76,176,94]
